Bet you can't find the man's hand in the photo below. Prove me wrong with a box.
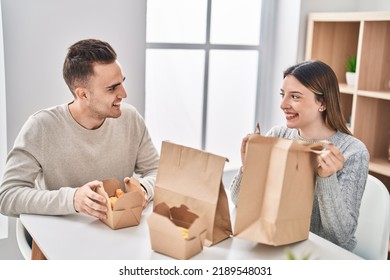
[73,180,107,219]
[124,177,148,209]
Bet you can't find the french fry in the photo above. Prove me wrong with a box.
[109,188,126,209]
[115,188,124,198]
[177,226,189,239]
[109,196,118,209]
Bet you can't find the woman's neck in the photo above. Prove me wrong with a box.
[298,124,336,141]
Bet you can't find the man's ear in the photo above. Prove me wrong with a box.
[74,87,88,100]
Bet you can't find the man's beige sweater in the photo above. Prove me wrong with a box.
[0,102,159,217]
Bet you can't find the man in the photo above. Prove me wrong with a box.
[0,39,159,219]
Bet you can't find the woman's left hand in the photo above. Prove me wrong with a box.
[317,142,345,178]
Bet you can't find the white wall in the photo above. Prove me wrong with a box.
[0,0,146,259]
[259,0,302,132]
[2,0,147,151]
[358,0,390,10]
[0,1,8,241]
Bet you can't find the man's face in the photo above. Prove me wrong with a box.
[85,61,127,120]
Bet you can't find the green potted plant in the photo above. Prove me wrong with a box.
[345,55,357,86]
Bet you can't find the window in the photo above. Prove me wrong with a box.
[145,0,263,171]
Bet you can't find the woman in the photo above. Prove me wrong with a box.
[230,60,369,251]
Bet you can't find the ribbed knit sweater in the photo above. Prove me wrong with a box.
[230,125,369,251]
[0,103,159,217]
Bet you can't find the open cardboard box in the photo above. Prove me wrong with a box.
[96,178,144,229]
[147,202,207,260]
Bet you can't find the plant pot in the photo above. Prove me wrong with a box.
[346,72,356,86]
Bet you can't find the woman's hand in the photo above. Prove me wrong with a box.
[316,142,345,178]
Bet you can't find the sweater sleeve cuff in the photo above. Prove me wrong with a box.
[229,167,243,207]
[315,173,341,196]
[68,187,79,214]
[138,179,154,202]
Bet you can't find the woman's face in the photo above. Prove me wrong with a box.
[280,75,324,132]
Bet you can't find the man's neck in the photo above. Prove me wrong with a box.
[68,102,104,130]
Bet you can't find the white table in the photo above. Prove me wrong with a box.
[20,202,361,260]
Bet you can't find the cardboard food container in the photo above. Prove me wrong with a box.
[96,178,144,229]
[147,202,207,260]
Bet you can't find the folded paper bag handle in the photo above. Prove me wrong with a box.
[255,122,261,134]
[297,141,324,154]
[254,122,324,155]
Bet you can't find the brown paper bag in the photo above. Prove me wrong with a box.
[234,133,323,246]
[153,141,232,246]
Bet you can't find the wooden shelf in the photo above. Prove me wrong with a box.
[339,83,355,94]
[369,158,390,177]
[306,11,390,189]
[358,90,390,100]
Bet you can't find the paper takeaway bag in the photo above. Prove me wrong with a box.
[153,141,232,246]
[234,133,323,246]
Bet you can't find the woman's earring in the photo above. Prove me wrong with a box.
[319,107,325,112]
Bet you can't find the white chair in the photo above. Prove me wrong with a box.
[352,174,390,260]
[16,218,32,260]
